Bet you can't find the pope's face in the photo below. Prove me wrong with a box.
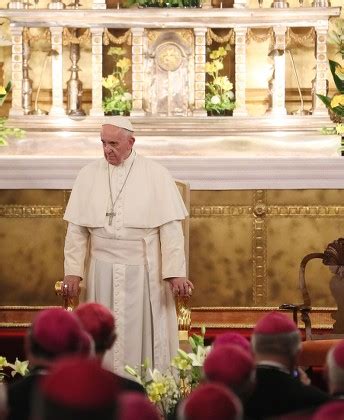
[101,124,135,166]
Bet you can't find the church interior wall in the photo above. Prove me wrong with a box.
[0,0,342,331]
[0,188,342,330]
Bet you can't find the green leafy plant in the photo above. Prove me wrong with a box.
[328,19,344,59]
[0,82,25,146]
[102,47,132,116]
[317,60,344,122]
[317,19,344,123]
[125,327,210,419]
[205,46,236,116]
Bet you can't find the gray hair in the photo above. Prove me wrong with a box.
[252,331,301,358]
[326,346,344,393]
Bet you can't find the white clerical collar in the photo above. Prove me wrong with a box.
[123,150,136,168]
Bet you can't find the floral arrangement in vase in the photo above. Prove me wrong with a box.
[125,327,210,418]
[205,46,236,116]
[102,47,132,116]
[317,60,344,124]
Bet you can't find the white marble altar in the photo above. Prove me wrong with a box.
[0,115,342,190]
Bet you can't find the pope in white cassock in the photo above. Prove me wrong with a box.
[62,117,194,376]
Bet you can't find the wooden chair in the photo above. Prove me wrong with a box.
[280,237,344,367]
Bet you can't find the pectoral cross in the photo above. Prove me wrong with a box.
[106,211,116,226]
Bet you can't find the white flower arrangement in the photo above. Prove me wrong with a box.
[125,327,211,418]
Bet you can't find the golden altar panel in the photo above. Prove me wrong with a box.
[190,211,253,307]
[0,190,65,307]
[189,189,344,314]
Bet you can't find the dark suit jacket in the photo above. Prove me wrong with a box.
[245,365,330,419]
[117,374,145,393]
[7,366,144,420]
[8,366,45,420]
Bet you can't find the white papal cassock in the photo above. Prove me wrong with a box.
[63,151,188,376]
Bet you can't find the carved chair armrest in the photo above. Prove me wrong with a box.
[279,303,312,340]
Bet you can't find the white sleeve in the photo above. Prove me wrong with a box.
[159,220,186,280]
[64,222,89,278]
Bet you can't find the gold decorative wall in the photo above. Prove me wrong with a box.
[189,189,344,309]
[0,190,65,307]
[1,188,344,327]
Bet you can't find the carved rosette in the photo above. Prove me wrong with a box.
[313,24,329,116]
[9,27,24,116]
[131,27,145,116]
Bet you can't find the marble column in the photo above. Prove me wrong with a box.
[89,27,104,117]
[233,27,248,116]
[271,26,287,116]
[131,28,145,117]
[22,33,32,114]
[9,26,24,116]
[313,24,329,116]
[193,27,207,117]
[7,0,24,9]
[49,27,65,115]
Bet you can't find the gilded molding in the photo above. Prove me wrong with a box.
[0,305,60,327]
[191,306,336,312]
[191,306,337,329]
[252,190,267,306]
[0,305,58,310]
[191,204,344,218]
[267,206,344,217]
[192,322,258,329]
[191,322,332,329]
[191,206,252,217]
[0,205,63,218]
